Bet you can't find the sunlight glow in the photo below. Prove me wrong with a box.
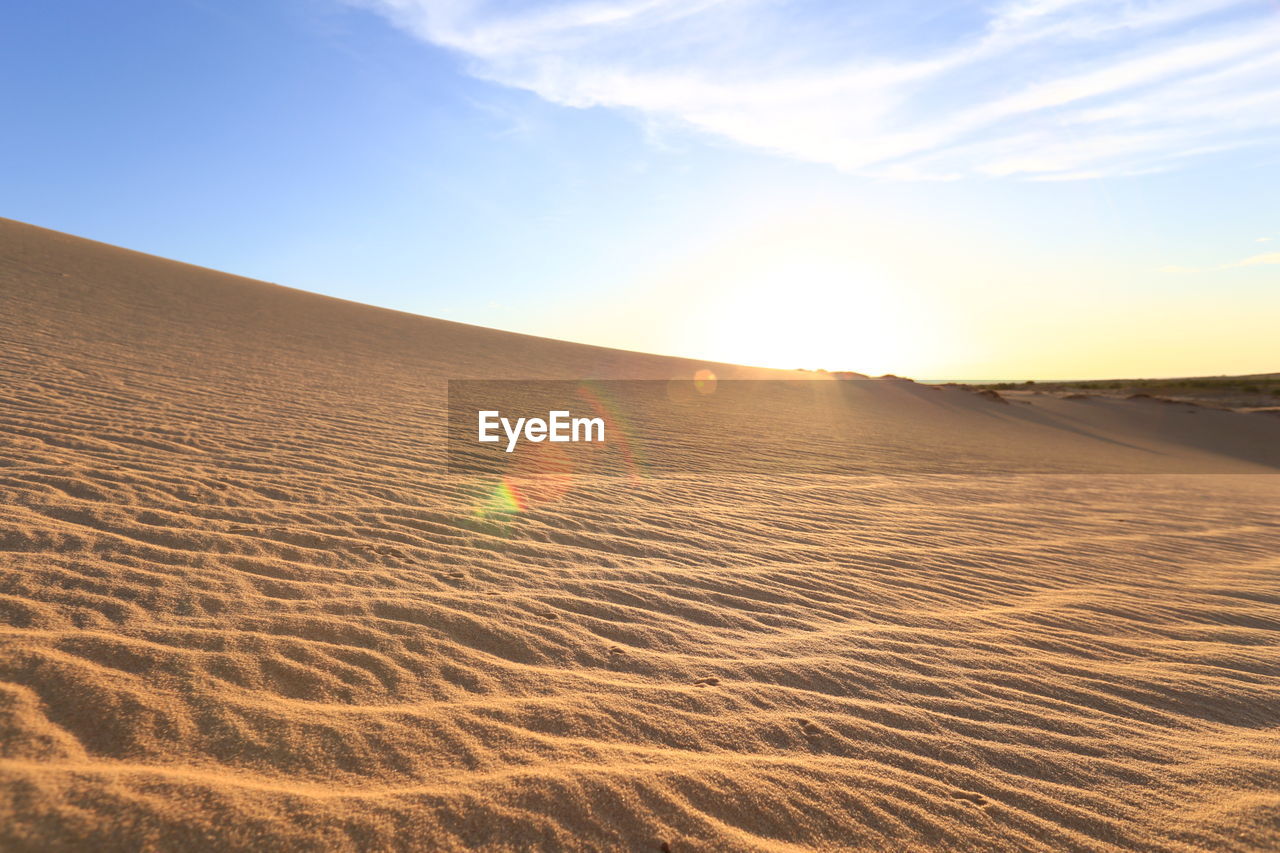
[650,216,945,374]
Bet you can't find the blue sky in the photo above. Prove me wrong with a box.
[3,0,1278,377]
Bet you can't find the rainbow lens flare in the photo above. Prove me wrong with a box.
[466,374,714,527]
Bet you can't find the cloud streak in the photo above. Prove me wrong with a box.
[1162,249,1280,273]
[1229,251,1280,267]
[352,0,1280,179]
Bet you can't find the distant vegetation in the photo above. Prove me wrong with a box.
[966,374,1280,408]
[974,376,1278,392]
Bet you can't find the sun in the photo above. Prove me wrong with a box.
[704,258,902,371]
[547,210,952,376]
[661,221,936,374]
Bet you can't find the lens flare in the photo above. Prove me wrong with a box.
[573,380,645,477]
[474,477,525,522]
[468,380,647,527]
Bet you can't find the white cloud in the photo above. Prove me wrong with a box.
[350,0,1280,179]
[1228,251,1280,267]
[1162,249,1280,272]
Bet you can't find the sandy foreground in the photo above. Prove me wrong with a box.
[1,218,1278,851]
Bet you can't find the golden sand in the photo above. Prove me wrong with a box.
[1,219,1277,850]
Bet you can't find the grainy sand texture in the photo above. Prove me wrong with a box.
[1,218,1278,851]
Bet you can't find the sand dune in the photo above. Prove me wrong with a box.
[1,218,1278,851]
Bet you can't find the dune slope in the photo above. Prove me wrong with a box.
[1,219,1278,851]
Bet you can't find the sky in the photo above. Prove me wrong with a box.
[2,0,1278,379]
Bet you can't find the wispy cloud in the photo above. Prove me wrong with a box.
[350,0,1280,179]
[1162,249,1280,272]
[1228,251,1280,267]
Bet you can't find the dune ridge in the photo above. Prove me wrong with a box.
[1,218,1278,851]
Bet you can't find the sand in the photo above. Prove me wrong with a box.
[1,217,1278,851]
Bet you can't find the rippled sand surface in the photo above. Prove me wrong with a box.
[2,219,1278,851]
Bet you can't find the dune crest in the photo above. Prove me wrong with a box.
[1,219,1278,851]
